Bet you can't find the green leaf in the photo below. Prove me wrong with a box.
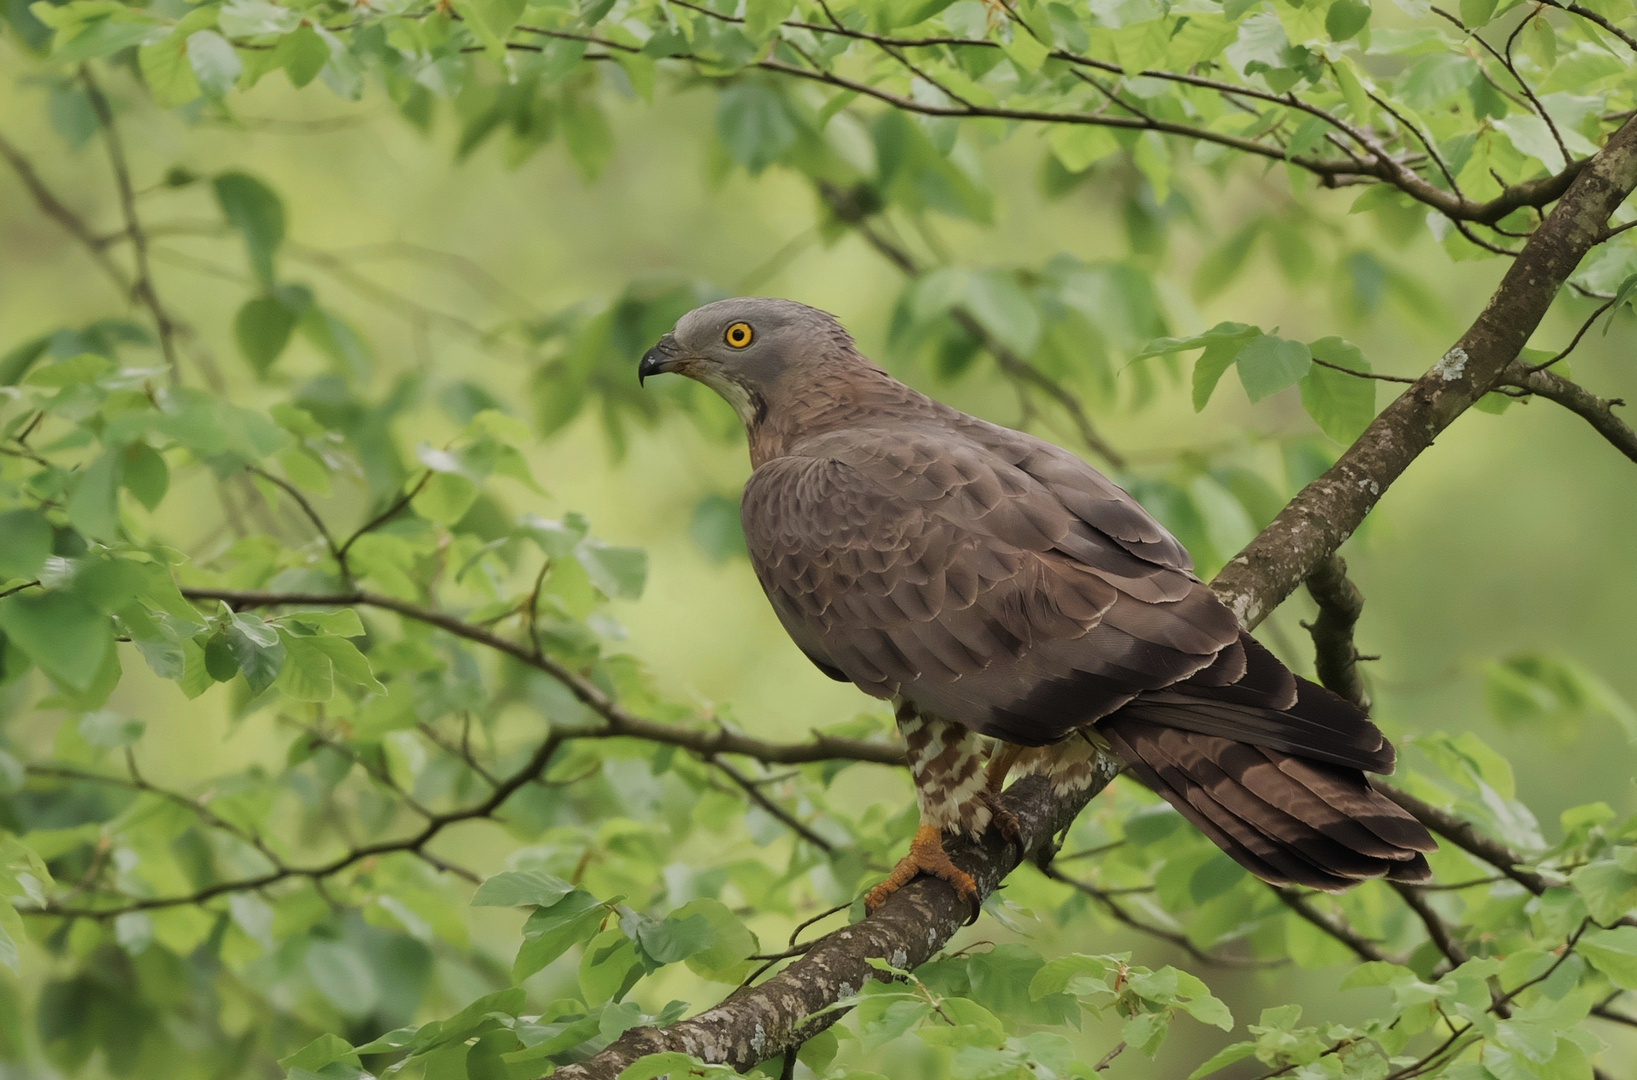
[1235,335,1312,402]
[690,494,747,563]
[279,1033,360,1074]
[633,912,711,964]
[1047,125,1120,173]
[0,336,51,386]
[1572,859,1637,926]
[214,172,285,287]
[299,306,371,380]
[412,471,480,526]
[226,611,285,695]
[275,632,335,702]
[575,539,646,599]
[1122,1009,1169,1055]
[514,890,607,980]
[472,870,576,907]
[618,1052,736,1080]
[677,899,756,982]
[203,635,239,683]
[715,82,796,175]
[234,293,302,376]
[1484,654,1637,740]
[186,30,240,97]
[964,270,1041,357]
[1601,273,1637,336]
[309,636,383,693]
[0,919,17,973]
[0,510,51,580]
[1579,926,1637,989]
[1325,0,1370,40]
[78,710,144,748]
[1460,0,1497,25]
[743,0,794,40]
[579,927,643,1004]
[65,450,122,542]
[1300,337,1377,442]
[25,351,112,388]
[1193,219,1263,300]
[304,939,379,1018]
[273,25,329,88]
[560,93,613,180]
[0,591,112,691]
[218,0,301,36]
[121,442,169,511]
[1187,1042,1256,1079]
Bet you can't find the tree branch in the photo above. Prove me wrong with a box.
[550,765,1121,1080]
[1211,114,1637,630]
[80,65,180,384]
[1273,887,1389,962]
[1039,861,1283,968]
[0,129,133,296]
[659,0,1592,226]
[1496,362,1637,465]
[180,587,906,767]
[1302,554,1371,709]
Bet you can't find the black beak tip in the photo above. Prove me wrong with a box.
[638,347,664,388]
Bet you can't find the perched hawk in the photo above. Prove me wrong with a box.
[639,298,1434,908]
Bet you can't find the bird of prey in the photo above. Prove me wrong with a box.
[638,297,1434,910]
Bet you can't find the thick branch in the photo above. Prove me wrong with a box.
[1212,115,1637,629]
[550,765,1121,1080]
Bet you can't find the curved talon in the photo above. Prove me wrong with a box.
[865,824,977,912]
[978,790,1022,852]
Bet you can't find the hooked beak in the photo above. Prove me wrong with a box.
[638,333,685,387]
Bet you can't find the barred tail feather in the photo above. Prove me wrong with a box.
[1100,715,1434,891]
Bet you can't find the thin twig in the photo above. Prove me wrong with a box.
[80,66,181,384]
[709,756,835,851]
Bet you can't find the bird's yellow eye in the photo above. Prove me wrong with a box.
[724,322,754,348]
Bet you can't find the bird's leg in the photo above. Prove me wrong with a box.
[865,707,987,912]
[978,742,1024,850]
[984,742,1023,793]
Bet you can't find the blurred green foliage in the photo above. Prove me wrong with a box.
[1,0,1636,1075]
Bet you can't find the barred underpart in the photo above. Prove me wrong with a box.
[899,708,992,836]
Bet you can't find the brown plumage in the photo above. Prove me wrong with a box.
[639,298,1434,899]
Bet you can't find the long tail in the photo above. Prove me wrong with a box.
[1100,714,1435,891]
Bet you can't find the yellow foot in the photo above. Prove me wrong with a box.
[865,824,977,911]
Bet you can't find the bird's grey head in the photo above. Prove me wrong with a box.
[637,297,859,427]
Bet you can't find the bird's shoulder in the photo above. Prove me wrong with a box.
[746,401,1193,575]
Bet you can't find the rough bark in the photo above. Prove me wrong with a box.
[1212,114,1637,630]
[550,763,1121,1079]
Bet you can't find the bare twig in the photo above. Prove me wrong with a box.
[80,66,180,383]
[1038,861,1283,969]
[709,756,835,851]
[1273,887,1389,962]
[1496,362,1637,465]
